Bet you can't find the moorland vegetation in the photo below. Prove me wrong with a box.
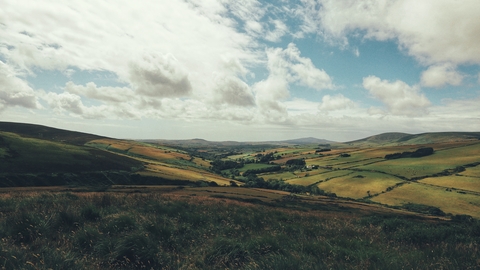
[1,191,479,269]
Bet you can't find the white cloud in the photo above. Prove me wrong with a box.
[353,48,360,57]
[265,43,334,90]
[318,94,355,111]
[43,92,89,116]
[129,53,192,98]
[421,64,463,88]
[42,91,141,119]
[65,82,135,103]
[0,61,39,111]
[212,75,255,107]
[264,19,288,42]
[363,75,430,116]
[254,75,289,113]
[0,0,258,90]
[284,98,320,115]
[308,0,480,65]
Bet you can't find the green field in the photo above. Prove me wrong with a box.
[259,171,298,181]
[238,163,279,173]
[358,143,480,179]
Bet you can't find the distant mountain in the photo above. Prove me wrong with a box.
[0,122,105,145]
[347,132,480,145]
[347,132,411,144]
[278,137,334,145]
[143,137,335,147]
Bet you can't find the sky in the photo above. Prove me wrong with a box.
[1,0,480,142]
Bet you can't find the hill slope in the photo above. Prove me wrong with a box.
[347,132,480,145]
[0,122,104,145]
[0,131,142,174]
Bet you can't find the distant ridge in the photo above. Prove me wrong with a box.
[275,137,334,145]
[0,122,105,145]
[143,137,334,146]
[347,132,480,145]
[348,132,411,144]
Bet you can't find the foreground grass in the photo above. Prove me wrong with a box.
[1,191,479,269]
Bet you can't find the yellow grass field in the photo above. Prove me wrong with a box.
[372,182,480,218]
[420,176,480,193]
[88,139,191,161]
[316,172,404,199]
[333,158,385,169]
[460,165,480,178]
[286,170,353,186]
[87,139,134,151]
[142,164,234,185]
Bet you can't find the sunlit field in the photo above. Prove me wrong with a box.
[316,172,405,199]
[420,175,480,193]
[372,182,480,218]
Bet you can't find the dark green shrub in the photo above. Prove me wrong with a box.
[80,204,101,221]
[38,246,80,270]
[56,210,80,229]
[113,233,163,268]
[74,226,100,252]
[204,238,250,268]
[101,215,136,234]
[6,212,41,243]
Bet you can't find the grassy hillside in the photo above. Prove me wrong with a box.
[0,131,141,174]
[0,123,234,186]
[346,131,480,146]
[0,122,104,145]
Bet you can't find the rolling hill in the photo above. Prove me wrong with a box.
[0,121,105,145]
[346,131,480,146]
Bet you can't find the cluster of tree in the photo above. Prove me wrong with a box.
[284,158,306,171]
[384,147,434,159]
[210,160,243,173]
[242,175,336,196]
[315,148,331,153]
[254,152,278,163]
[243,165,281,176]
[285,159,306,166]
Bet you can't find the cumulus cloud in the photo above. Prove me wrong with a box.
[253,43,334,122]
[254,76,289,114]
[0,0,257,91]
[0,61,39,112]
[65,82,135,103]
[129,54,192,98]
[42,91,140,119]
[266,43,334,90]
[420,64,464,88]
[306,0,480,65]
[318,94,355,111]
[363,75,430,116]
[212,75,255,107]
[43,92,88,116]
